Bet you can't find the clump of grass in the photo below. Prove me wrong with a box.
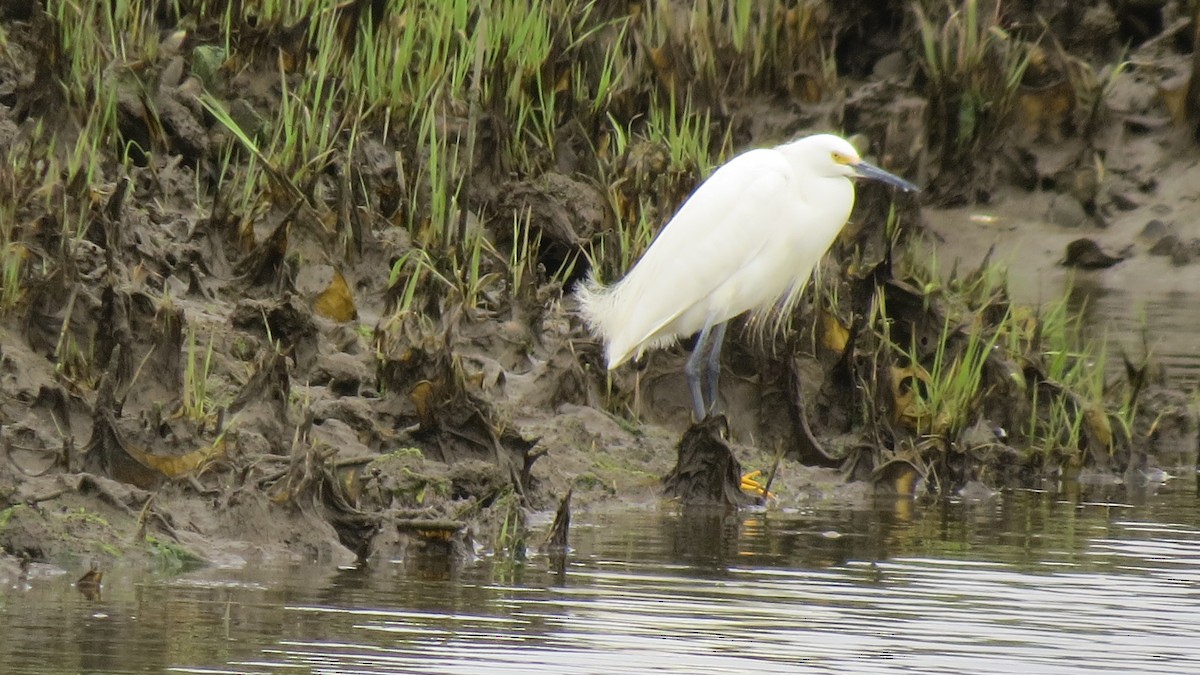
[636,0,836,100]
[384,248,452,320]
[0,156,34,313]
[0,504,22,529]
[145,535,206,573]
[506,207,540,299]
[914,0,1031,202]
[904,310,1007,440]
[875,240,1131,475]
[269,10,355,194]
[182,325,218,423]
[0,243,21,311]
[492,487,527,567]
[1022,294,1128,462]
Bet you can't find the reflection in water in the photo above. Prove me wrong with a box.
[4,483,1200,673]
[1064,272,1105,330]
[1122,287,1200,388]
[1038,271,1200,391]
[663,507,741,573]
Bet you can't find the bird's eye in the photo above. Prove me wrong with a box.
[831,152,852,165]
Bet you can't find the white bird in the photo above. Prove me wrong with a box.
[577,133,918,421]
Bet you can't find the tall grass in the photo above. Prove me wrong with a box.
[27,0,845,316]
[914,0,1031,199]
[883,240,1129,462]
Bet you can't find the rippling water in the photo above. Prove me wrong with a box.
[4,482,1200,673]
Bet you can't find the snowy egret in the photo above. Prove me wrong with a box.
[577,133,918,420]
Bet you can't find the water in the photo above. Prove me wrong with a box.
[5,481,1200,673]
[1064,278,1200,391]
[924,204,1200,391]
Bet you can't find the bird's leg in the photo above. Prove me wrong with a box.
[685,321,717,421]
[703,322,727,417]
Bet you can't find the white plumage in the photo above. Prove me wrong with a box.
[577,133,918,419]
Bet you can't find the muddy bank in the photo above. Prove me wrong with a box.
[1,1,1198,576]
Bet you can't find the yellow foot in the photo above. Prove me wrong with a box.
[740,470,774,499]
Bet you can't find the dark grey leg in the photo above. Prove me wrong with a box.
[704,321,727,416]
[685,320,716,420]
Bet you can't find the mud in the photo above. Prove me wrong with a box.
[1,2,1198,577]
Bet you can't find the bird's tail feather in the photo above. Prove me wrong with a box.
[574,273,617,365]
[578,272,654,369]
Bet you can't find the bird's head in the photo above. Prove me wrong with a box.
[802,134,919,193]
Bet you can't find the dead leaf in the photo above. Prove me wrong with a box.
[397,519,466,542]
[77,562,102,587]
[1016,79,1074,142]
[818,308,850,354]
[313,268,358,322]
[235,217,291,288]
[543,487,572,550]
[126,436,227,478]
[409,380,436,428]
[890,364,930,429]
[891,362,957,435]
[238,216,256,253]
[1083,406,1113,455]
[1159,73,1189,127]
[76,562,103,600]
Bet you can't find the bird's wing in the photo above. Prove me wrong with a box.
[602,149,795,365]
